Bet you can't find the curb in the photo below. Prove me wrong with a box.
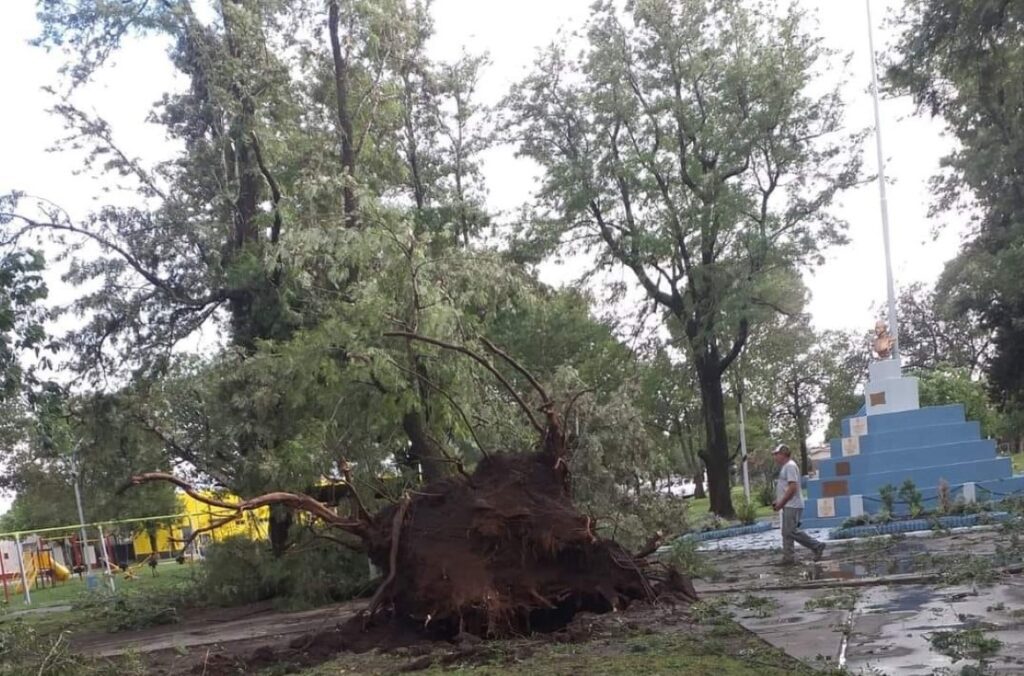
[680,521,774,542]
[828,512,1012,540]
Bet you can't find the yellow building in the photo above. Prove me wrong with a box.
[131,491,268,558]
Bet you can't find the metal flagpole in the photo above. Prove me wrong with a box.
[866,0,900,361]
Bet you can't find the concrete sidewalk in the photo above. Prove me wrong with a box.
[695,527,1024,674]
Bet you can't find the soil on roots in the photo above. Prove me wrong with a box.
[354,448,696,640]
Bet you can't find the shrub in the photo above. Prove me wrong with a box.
[735,498,759,525]
[197,533,370,609]
[899,479,924,517]
[878,484,896,515]
[937,479,952,514]
[755,481,775,507]
[0,623,78,676]
[74,587,184,632]
[666,537,717,580]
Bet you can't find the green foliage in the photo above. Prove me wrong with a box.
[936,554,1000,586]
[505,0,861,516]
[196,535,369,609]
[899,480,924,517]
[0,248,49,401]
[927,628,1002,664]
[888,1,1024,416]
[732,594,779,619]
[735,499,759,526]
[0,390,177,533]
[688,597,733,625]
[878,484,897,516]
[666,538,718,581]
[755,481,775,508]
[803,590,859,611]
[916,367,1003,439]
[0,622,78,676]
[73,588,184,632]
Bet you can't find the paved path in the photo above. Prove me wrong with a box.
[697,527,1024,674]
[74,600,362,658]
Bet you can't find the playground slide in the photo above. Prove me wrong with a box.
[13,552,72,591]
[51,560,71,582]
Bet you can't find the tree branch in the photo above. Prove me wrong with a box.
[718,317,750,375]
[384,332,545,435]
[124,473,369,542]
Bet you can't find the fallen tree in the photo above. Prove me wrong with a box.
[128,334,696,639]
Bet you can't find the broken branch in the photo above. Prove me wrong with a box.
[384,332,544,435]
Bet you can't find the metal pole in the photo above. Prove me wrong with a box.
[866,0,900,361]
[70,439,95,587]
[14,535,30,605]
[739,399,751,502]
[97,525,116,592]
[0,538,9,603]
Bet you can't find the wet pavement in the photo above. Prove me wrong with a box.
[693,524,1024,674]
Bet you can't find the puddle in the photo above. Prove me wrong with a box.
[865,587,937,614]
[803,542,933,581]
[803,555,922,581]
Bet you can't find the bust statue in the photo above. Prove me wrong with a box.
[873,320,894,359]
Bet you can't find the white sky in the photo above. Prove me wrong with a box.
[0,0,963,515]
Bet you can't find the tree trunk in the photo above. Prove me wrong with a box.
[328,0,359,229]
[697,363,735,518]
[268,504,293,558]
[693,467,706,499]
[797,417,810,476]
[402,410,449,484]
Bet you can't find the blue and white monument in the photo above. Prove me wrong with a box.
[801,1,1024,528]
[800,351,1024,529]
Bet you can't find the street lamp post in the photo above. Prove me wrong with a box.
[69,439,96,589]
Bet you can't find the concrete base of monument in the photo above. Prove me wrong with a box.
[863,358,919,415]
[800,398,1024,530]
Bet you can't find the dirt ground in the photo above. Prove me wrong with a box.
[61,523,1024,674]
[75,600,814,675]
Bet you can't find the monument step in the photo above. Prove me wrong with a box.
[800,474,1024,529]
[820,437,994,478]
[841,404,965,437]
[807,457,1012,501]
[829,421,981,458]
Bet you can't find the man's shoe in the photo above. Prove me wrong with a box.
[813,544,826,562]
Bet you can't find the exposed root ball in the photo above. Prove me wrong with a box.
[357,449,695,638]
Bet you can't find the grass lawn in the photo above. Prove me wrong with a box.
[687,486,774,521]
[297,616,822,676]
[0,560,200,637]
[1013,452,1024,475]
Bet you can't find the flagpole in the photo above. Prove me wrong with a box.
[866,0,900,361]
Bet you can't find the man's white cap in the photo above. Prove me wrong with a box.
[772,444,790,455]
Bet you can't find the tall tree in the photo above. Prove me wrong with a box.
[888,1,1024,412]
[890,282,989,375]
[0,247,49,401]
[3,1,495,548]
[505,0,860,515]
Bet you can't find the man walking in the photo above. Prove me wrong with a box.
[771,444,825,565]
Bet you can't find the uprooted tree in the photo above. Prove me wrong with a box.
[128,334,695,638]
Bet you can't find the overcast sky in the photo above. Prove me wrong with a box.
[0,0,962,515]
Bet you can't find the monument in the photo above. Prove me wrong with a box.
[798,1,1024,529]
[800,325,1023,529]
